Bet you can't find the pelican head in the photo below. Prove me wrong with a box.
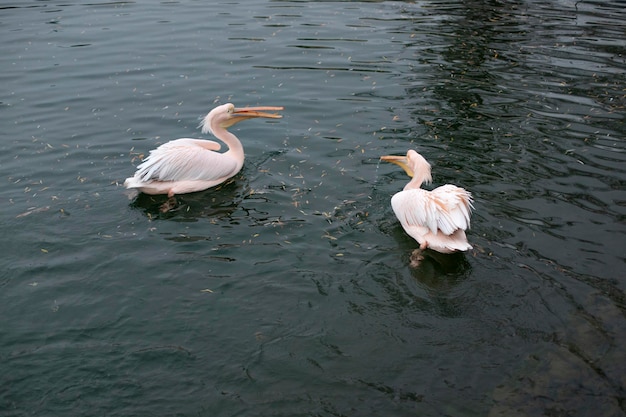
[381,149,432,187]
[201,103,283,135]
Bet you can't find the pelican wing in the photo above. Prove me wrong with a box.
[430,184,473,234]
[391,185,473,236]
[135,138,237,182]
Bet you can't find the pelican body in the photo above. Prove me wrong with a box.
[124,103,283,197]
[381,150,473,254]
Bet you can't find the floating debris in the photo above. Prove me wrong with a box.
[16,206,50,218]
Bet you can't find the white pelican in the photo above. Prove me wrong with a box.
[124,103,283,197]
[381,150,474,255]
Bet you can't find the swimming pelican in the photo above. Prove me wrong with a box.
[381,150,474,257]
[124,103,283,197]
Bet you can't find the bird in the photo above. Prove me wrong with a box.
[124,103,283,198]
[381,150,474,259]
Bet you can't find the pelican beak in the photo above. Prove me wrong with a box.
[380,155,414,177]
[232,106,284,119]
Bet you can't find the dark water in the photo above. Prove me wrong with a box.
[2,1,625,416]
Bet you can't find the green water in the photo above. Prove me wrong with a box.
[2,1,625,416]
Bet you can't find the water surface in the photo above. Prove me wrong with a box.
[2,1,625,416]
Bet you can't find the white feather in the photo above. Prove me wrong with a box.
[134,138,237,183]
[390,185,473,236]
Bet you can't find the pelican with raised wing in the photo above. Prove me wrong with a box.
[381,150,474,257]
[124,103,283,197]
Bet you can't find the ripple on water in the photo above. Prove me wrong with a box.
[1,1,626,416]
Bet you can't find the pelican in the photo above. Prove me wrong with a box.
[124,103,283,197]
[381,150,474,257]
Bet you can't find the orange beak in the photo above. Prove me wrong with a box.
[232,106,283,119]
[380,155,414,177]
